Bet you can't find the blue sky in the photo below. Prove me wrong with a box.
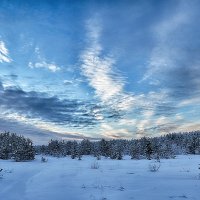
[0,0,200,144]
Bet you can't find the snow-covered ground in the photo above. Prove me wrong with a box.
[0,155,199,200]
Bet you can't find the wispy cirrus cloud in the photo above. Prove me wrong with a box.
[81,18,134,111]
[0,40,12,63]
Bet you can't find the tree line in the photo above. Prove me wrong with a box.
[36,131,200,160]
[0,131,199,161]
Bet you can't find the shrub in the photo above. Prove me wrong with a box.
[148,162,161,172]
[91,161,100,169]
[41,157,48,163]
[97,155,101,160]
[0,169,3,179]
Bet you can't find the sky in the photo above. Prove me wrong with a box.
[0,0,200,144]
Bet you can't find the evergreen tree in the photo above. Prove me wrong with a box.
[13,137,35,162]
[47,140,62,157]
[145,140,153,160]
[99,139,110,157]
[110,141,123,160]
[130,141,140,159]
[77,143,83,160]
[187,136,200,154]
[0,132,35,161]
[92,142,101,160]
[71,141,78,159]
[80,139,92,155]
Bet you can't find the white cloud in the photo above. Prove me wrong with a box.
[100,123,132,139]
[81,18,134,111]
[29,61,61,72]
[143,110,154,118]
[0,40,12,63]
[155,116,170,126]
[63,80,73,85]
[178,96,200,107]
[175,121,200,133]
[118,119,137,126]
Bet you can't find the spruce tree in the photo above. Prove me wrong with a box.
[145,140,153,160]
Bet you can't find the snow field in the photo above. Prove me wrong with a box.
[0,155,200,200]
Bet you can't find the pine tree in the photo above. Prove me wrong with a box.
[130,141,140,159]
[71,141,78,159]
[187,136,200,154]
[99,139,110,157]
[145,140,153,160]
[13,137,35,162]
[110,141,123,160]
[80,139,92,155]
[92,142,101,160]
[77,143,83,160]
[0,132,35,161]
[47,140,62,157]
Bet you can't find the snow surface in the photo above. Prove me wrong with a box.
[0,155,200,200]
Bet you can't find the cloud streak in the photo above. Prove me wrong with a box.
[81,18,134,112]
[0,40,12,63]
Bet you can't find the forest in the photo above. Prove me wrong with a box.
[0,131,199,162]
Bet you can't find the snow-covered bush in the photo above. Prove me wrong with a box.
[148,162,161,172]
[145,140,153,160]
[0,168,3,179]
[91,161,100,169]
[41,157,48,163]
[96,155,101,160]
